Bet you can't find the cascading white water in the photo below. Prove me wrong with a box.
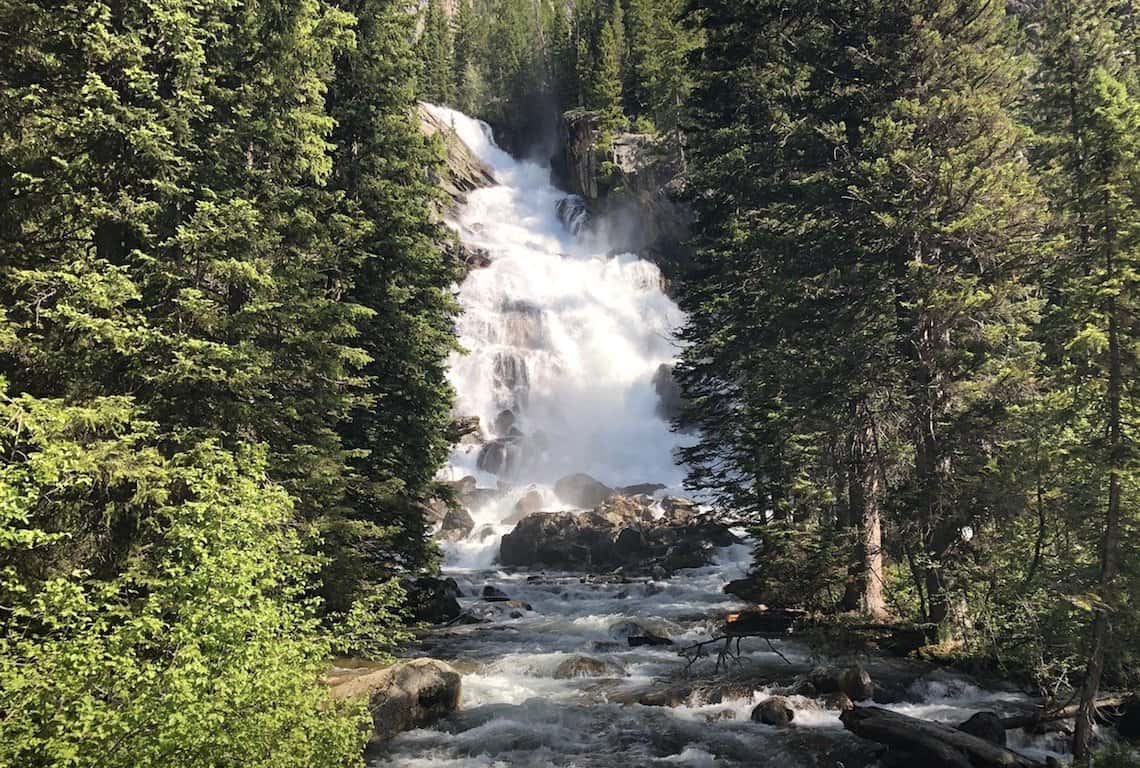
[373,106,1072,768]
[427,104,688,567]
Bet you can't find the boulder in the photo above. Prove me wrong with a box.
[661,496,700,523]
[404,577,462,624]
[499,498,733,574]
[553,655,627,679]
[840,665,875,702]
[328,658,461,742]
[493,409,516,435]
[751,696,795,727]
[481,585,511,602]
[554,473,614,508]
[628,633,674,648]
[617,483,667,497]
[810,665,874,703]
[437,507,475,543]
[504,489,544,525]
[825,693,856,712]
[614,527,649,557]
[957,712,1007,747]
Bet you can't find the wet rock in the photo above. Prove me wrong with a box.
[720,581,775,606]
[493,409,517,435]
[499,499,733,574]
[556,195,592,236]
[652,363,684,422]
[810,665,875,703]
[328,658,461,742]
[554,473,614,508]
[437,507,475,543]
[553,655,626,679]
[404,577,462,624]
[957,712,1007,747]
[481,585,511,602]
[505,489,544,525]
[614,527,648,556]
[617,483,667,497]
[477,437,520,477]
[419,103,496,211]
[841,665,875,702]
[825,692,856,712]
[751,696,795,727]
[628,633,673,648]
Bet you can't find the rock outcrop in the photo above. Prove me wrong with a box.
[418,102,495,212]
[554,111,692,268]
[553,472,614,508]
[328,658,461,742]
[752,696,795,727]
[403,576,463,625]
[499,493,736,574]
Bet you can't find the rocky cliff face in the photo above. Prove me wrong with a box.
[555,111,693,271]
[418,102,496,214]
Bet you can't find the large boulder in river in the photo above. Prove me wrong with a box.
[956,712,1007,747]
[554,473,614,508]
[554,655,627,679]
[329,658,461,742]
[751,696,795,727]
[436,507,475,542]
[504,489,544,525]
[404,577,462,624]
[809,665,875,703]
[499,495,735,574]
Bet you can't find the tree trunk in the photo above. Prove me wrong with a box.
[845,399,888,618]
[1074,198,1124,762]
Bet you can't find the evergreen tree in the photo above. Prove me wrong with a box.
[678,0,1043,625]
[417,0,455,104]
[589,20,625,134]
[1031,0,1140,757]
[326,0,461,606]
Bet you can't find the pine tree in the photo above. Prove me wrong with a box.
[589,20,624,134]
[1031,0,1140,757]
[417,0,455,104]
[326,0,460,604]
[678,0,1043,624]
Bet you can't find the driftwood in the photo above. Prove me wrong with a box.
[1001,694,1134,731]
[677,607,803,672]
[841,706,1047,768]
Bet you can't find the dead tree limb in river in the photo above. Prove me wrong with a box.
[841,706,1047,768]
[1001,694,1135,731]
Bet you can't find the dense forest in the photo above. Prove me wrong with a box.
[1,0,1138,766]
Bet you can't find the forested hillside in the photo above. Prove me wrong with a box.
[3,0,1140,765]
[0,0,455,765]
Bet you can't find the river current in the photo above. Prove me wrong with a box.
[371,106,1069,768]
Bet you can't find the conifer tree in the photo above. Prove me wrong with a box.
[1031,0,1140,757]
[417,0,455,104]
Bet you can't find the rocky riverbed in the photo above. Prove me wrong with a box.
[370,554,1071,767]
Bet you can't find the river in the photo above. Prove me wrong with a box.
[371,105,1069,768]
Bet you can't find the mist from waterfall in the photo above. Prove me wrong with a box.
[426,103,688,566]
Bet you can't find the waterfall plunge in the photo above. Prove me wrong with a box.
[427,104,688,565]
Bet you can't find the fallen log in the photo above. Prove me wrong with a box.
[1001,694,1133,731]
[841,706,1047,768]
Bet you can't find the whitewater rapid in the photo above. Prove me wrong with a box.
[365,106,1073,768]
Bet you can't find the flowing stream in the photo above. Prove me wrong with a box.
[372,106,1069,768]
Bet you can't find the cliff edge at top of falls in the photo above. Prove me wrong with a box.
[418,102,496,213]
[554,110,693,270]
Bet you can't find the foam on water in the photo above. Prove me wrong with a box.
[377,106,1073,768]
[425,103,687,516]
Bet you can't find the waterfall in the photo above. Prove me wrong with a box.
[425,104,687,566]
